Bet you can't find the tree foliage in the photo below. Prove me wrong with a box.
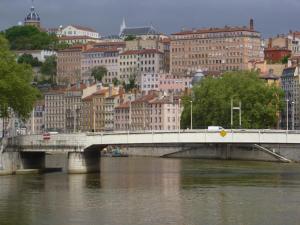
[112,77,120,86]
[91,66,107,82]
[0,36,40,120]
[122,75,138,92]
[4,26,58,50]
[124,35,136,41]
[17,53,42,67]
[41,55,57,84]
[181,71,284,129]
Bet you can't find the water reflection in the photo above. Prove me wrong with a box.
[0,158,300,225]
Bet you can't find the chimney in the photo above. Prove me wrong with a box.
[268,38,273,48]
[250,18,254,30]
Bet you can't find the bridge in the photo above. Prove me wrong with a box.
[2,130,300,174]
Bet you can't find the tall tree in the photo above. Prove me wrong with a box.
[40,55,57,84]
[181,71,284,129]
[91,66,107,82]
[0,36,40,120]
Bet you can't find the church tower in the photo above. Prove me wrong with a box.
[24,0,41,28]
[119,18,127,37]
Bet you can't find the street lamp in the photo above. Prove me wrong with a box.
[73,104,77,133]
[190,100,193,130]
[286,99,289,131]
[178,98,181,133]
[129,97,132,132]
[292,101,295,130]
[231,98,242,128]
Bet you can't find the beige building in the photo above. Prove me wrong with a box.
[170,19,262,75]
[119,49,164,91]
[114,102,130,131]
[65,83,87,133]
[57,45,83,84]
[44,89,66,132]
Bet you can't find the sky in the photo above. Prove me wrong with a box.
[1,0,300,37]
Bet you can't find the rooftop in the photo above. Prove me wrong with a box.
[172,26,258,36]
[120,26,159,37]
[70,25,97,33]
[120,49,163,55]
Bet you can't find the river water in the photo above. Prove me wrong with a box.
[1,157,300,225]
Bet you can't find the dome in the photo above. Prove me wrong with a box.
[25,6,40,22]
[191,69,205,86]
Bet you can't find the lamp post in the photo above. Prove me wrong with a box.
[292,101,295,130]
[286,99,289,131]
[178,98,181,133]
[190,100,193,130]
[129,97,132,132]
[231,98,242,128]
[73,104,77,133]
[93,106,96,132]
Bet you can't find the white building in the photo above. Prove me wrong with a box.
[61,25,100,39]
[119,49,164,91]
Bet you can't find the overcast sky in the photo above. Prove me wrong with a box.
[1,0,300,37]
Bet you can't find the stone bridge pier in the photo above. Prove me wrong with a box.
[68,150,101,174]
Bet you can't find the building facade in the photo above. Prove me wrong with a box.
[57,45,82,84]
[61,25,99,39]
[44,89,66,132]
[119,49,164,91]
[281,67,300,130]
[170,19,262,75]
[81,47,120,84]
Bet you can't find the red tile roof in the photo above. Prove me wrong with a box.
[120,49,163,55]
[68,83,87,91]
[115,102,130,109]
[83,47,120,53]
[132,93,157,104]
[172,26,258,36]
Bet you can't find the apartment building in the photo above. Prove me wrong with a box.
[114,102,130,131]
[281,66,300,130]
[119,49,164,91]
[170,19,262,75]
[81,94,93,132]
[65,83,86,133]
[57,45,82,85]
[81,47,120,84]
[44,89,66,132]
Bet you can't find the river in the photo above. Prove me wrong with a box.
[0,157,300,225]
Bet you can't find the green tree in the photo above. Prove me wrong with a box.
[17,53,42,67]
[124,35,136,41]
[0,36,40,120]
[181,71,284,129]
[112,77,120,86]
[4,26,57,50]
[281,55,290,64]
[91,66,107,82]
[41,55,57,84]
[123,75,138,92]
